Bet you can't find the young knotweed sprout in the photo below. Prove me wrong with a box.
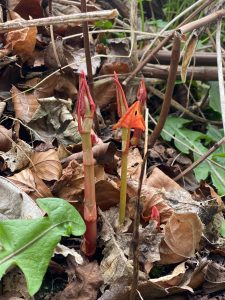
[76,71,97,256]
[131,78,147,146]
[113,100,145,224]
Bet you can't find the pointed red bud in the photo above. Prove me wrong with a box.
[151,206,160,228]
[76,71,96,133]
[114,72,128,117]
[113,101,145,131]
[137,78,147,105]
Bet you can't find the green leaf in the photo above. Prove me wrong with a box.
[220,219,225,238]
[0,197,85,296]
[161,116,191,142]
[209,81,223,113]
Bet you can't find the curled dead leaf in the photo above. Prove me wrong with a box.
[11,86,39,123]
[6,26,37,61]
[30,149,62,181]
[0,126,12,152]
[9,168,52,200]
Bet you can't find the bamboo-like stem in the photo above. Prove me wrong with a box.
[81,133,97,256]
[119,128,130,224]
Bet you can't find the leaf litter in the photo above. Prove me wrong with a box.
[0,0,225,299]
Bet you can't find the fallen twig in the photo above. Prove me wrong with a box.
[143,64,225,81]
[149,86,222,125]
[123,0,214,86]
[0,9,118,32]
[81,0,100,135]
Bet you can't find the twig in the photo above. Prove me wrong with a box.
[216,18,225,134]
[0,9,118,32]
[174,136,225,181]
[143,64,225,81]
[180,9,225,34]
[139,50,225,66]
[130,32,181,300]
[148,33,181,147]
[149,86,221,125]
[123,0,214,86]
[81,0,100,135]
[140,0,211,62]
[148,113,225,172]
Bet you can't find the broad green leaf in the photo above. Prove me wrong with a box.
[209,81,225,113]
[220,219,225,238]
[0,197,85,296]
[161,116,191,142]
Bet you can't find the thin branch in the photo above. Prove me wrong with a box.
[149,86,222,125]
[81,0,100,135]
[0,9,118,32]
[180,9,225,34]
[143,64,225,81]
[174,136,225,181]
[148,32,181,147]
[123,0,214,86]
[130,32,181,300]
[140,0,212,62]
[216,18,225,134]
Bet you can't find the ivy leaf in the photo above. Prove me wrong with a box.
[0,197,85,296]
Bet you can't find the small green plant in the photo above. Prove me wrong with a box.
[0,197,85,296]
[161,116,225,194]
[113,74,145,224]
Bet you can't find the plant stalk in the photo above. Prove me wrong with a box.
[81,132,97,256]
[119,128,130,224]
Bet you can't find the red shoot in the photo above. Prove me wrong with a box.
[137,78,147,105]
[113,101,145,131]
[76,71,96,134]
[114,72,128,117]
[151,206,160,228]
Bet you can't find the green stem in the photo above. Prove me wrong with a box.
[119,128,130,224]
[81,132,97,256]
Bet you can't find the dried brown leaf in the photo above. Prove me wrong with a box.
[53,261,103,300]
[181,32,198,83]
[0,126,12,152]
[11,86,39,123]
[30,149,62,181]
[6,26,37,61]
[161,212,203,262]
[0,139,32,172]
[9,168,52,200]
[53,160,106,202]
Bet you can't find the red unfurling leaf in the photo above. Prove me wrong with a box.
[113,101,145,131]
[114,72,128,117]
[137,78,147,105]
[76,71,96,133]
[142,205,160,228]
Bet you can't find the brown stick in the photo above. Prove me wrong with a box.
[174,137,225,181]
[149,86,222,125]
[143,65,225,81]
[123,0,214,86]
[139,50,225,66]
[81,0,100,135]
[180,9,225,34]
[0,9,118,32]
[130,32,181,300]
[148,33,181,147]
